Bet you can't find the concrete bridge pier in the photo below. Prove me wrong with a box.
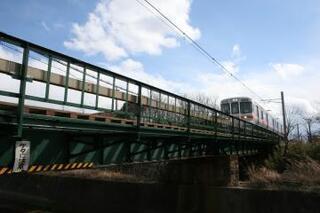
[102,155,240,186]
[160,155,239,186]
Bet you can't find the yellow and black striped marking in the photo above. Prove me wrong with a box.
[0,162,94,175]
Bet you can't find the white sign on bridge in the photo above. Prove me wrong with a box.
[13,141,30,173]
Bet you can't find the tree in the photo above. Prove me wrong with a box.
[303,117,313,143]
[185,92,219,109]
[300,101,320,143]
[283,105,305,155]
[286,105,304,139]
[315,102,320,123]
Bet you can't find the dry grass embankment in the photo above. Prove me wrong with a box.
[41,161,167,183]
[247,142,320,192]
[42,168,153,183]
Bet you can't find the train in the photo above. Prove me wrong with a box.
[220,97,283,134]
[97,95,283,135]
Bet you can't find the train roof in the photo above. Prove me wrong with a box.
[220,97,252,103]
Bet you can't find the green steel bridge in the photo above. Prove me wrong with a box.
[0,32,282,173]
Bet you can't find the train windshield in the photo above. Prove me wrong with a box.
[240,102,252,113]
[231,102,239,114]
[221,103,230,114]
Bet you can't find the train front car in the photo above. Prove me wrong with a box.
[220,97,254,122]
[220,97,284,135]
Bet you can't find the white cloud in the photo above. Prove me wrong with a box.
[0,46,22,63]
[221,44,245,75]
[187,45,319,116]
[103,43,318,118]
[64,0,200,61]
[195,60,320,116]
[232,44,241,58]
[107,58,192,95]
[53,23,64,30]
[221,61,239,74]
[41,21,50,32]
[271,63,305,79]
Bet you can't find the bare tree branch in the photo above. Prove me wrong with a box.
[184,92,219,109]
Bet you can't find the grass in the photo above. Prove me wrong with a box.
[248,158,320,190]
[247,141,320,192]
[40,161,169,183]
[42,169,154,183]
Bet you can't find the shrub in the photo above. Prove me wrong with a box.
[306,143,320,161]
[282,158,320,186]
[264,142,320,172]
[247,166,281,187]
[264,146,287,172]
[248,142,320,191]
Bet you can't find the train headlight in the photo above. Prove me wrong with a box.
[244,116,247,119]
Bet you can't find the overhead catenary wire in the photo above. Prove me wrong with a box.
[260,98,282,104]
[135,0,265,101]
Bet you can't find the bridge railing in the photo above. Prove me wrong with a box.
[0,32,280,143]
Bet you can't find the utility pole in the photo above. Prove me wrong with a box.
[281,91,287,139]
[306,119,313,143]
[281,91,288,156]
[296,123,300,141]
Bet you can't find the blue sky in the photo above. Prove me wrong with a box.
[1,0,320,115]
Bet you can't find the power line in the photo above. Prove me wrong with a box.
[261,98,281,101]
[135,0,177,34]
[135,0,265,101]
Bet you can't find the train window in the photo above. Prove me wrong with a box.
[231,102,239,114]
[221,103,230,114]
[261,111,264,120]
[256,106,259,119]
[240,102,252,113]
